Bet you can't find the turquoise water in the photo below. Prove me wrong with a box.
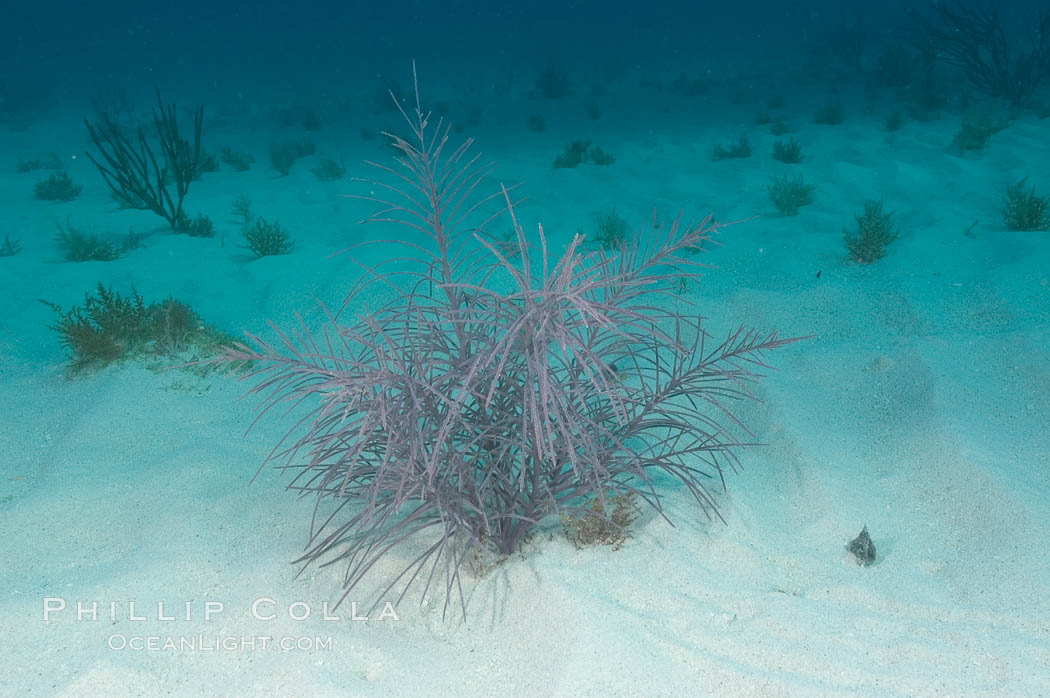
[2,2,1050,695]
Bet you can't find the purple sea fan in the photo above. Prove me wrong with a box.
[220,67,801,619]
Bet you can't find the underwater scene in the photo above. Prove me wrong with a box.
[2,0,1049,695]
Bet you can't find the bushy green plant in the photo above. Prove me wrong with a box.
[269,139,315,175]
[553,140,615,168]
[844,199,900,263]
[231,194,253,224]
[241,217,293,257]
[191,148,220,179]
[561,492,639,550]
[587,146,616,166]
[55,220,140,262]
[34,170,81,201]
[42,285,152,370]
[553,139,592,168]
[219,146,255,171]
[174,212,216,237]
[149,298,208,355]
[1002,177,1050,231]
[311,156,346,181]
[231,195,291,257]
[767,173,816,215]
[711,134,752,160]
[772,137,803,163]
[42,284,236,372]
[591,206,629,248]
[951,111,1007,152]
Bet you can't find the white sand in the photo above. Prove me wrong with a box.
[2,79,1049,696]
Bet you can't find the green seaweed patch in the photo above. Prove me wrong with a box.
[41,284,246,375]
[561,491,638,550]
[553,140,616,168]
[1002,176,1050,231]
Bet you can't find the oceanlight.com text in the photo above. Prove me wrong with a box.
[107,633,334,652]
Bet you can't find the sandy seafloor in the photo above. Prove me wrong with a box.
[1,77,1049,696]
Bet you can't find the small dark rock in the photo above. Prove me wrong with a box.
[847,526,876,566]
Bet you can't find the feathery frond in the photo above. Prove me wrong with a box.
[218,65,801,619]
